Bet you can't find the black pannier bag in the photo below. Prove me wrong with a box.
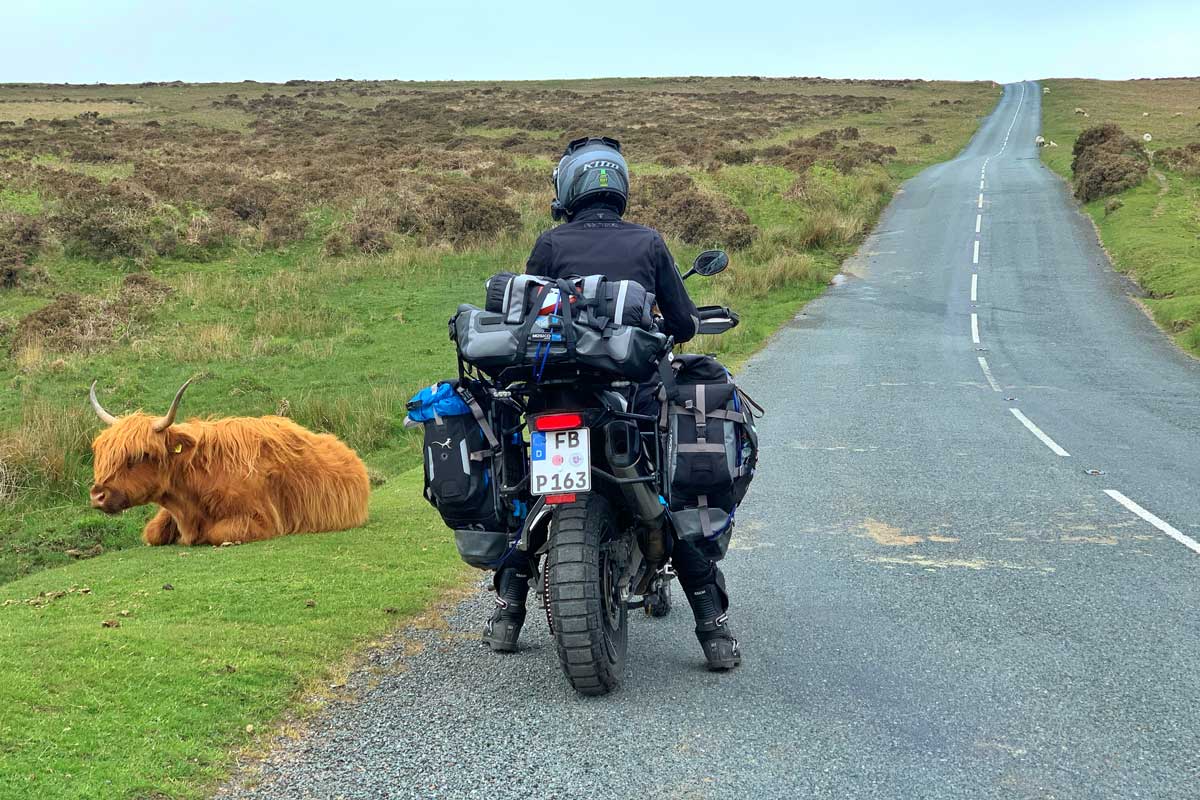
[660,354,762,560]
[406,380,518,569]
[453,275,668,382]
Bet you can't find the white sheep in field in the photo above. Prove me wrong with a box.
[1143,112,1150,117]
[1074,107,1086,115]
[1048,140,1059,147]
[1035,135,1046,146]
[1143,133,1153,142]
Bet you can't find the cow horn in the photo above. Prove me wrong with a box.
[89,381,117,426]
[153,378,193,432]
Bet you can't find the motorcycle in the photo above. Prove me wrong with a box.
[448,250,740,695]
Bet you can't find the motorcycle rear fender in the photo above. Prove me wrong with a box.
[517,497,553,554]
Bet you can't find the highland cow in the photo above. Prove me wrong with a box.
[88,380,370,546]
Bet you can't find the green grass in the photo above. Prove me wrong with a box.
[0,469,466,800]
[1040,78,1200,356]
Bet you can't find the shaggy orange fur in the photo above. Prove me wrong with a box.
[91,413,369,546]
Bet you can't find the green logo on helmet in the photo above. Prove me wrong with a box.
[598,168,609,188]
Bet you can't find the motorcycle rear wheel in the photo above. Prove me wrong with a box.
[546,494,628,696]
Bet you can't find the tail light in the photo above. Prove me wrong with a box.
[533,413,583,432]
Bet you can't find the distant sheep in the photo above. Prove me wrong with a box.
[1035,135,1046,146]
[1143,133,1153,142]
[1048,140,1059,147]
[1143,112,1150,117]
[1074,107,1086,115]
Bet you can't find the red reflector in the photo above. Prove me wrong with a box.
[534,413,583,432]
[545,493,577,505]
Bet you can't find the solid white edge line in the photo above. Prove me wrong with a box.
[975,214,982,233]
[977,356,1000,391]
[973,240,980,264]
[970,313,980,344]
[1104,490,1200,555]
[1009,408,1070,457]
[971,273,978,302]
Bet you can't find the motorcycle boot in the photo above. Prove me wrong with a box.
[685,578,742,670]
[482,566,531,652]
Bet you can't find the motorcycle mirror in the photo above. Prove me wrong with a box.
[686,249,729,279]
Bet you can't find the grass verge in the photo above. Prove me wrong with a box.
[0,469,466,799]
[1039,78,1200,356]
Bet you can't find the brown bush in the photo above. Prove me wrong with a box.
[422,183,521,246]
[225,181,280,223]
[0,212,46,288]
[628,173,757,249]
[1071,124,1149,202]
[261,197,308,248]
[1157,142,1200,175]
[11,273,172,355]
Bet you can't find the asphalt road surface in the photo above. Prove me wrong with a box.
[225,83,1200,799]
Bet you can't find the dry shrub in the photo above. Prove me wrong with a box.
[423,183,521,246]
[1071,124,1149,202]
[10,273,172,356]
[224,180,280,223]
[331,183,520,252]
[1157,142,1200,176]
[628,173,757,249]
[54,184,181,261]
[261,197,308,248]
[0,212,47,289]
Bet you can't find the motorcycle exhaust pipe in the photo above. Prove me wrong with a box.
[604,421,667,562]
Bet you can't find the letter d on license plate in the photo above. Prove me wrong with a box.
[530,428,591,496]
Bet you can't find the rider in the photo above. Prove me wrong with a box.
[481,136,741,671]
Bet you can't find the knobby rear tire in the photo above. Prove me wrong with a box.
[546,494,627,696]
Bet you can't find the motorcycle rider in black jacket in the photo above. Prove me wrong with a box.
[481,136,741,671]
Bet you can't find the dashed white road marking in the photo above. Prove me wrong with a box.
[970,313,980,344]
[979,179,985,190]
[972,240,980,264]
[978,193,984,209]
[1009,408,1070,457]
[1104,490,1200,555]
[993,81,1027,159]
[977,356,1000,392]
[975,214,982,233]
[971,273,978,302]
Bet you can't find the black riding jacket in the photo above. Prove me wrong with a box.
[524,205,700,344]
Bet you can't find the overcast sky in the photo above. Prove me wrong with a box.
[4,0,1198,84]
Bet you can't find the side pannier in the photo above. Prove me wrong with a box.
[406,381,520,569]
[660,354,762,560]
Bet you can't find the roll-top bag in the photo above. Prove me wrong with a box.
[454,275,668,382]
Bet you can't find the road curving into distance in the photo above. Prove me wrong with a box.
[225,83,1200,800]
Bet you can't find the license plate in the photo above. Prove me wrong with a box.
[530,428,591,495]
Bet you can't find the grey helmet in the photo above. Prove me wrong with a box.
[550,136,629,221]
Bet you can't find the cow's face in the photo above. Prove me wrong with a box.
[88,379,194,514]
[90,415,175,514]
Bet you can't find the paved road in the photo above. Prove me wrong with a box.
[225,83,1200,799]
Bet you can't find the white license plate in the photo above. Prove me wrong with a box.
[530,428,591,496]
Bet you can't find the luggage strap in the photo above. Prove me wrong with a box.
[455,386,500,456]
